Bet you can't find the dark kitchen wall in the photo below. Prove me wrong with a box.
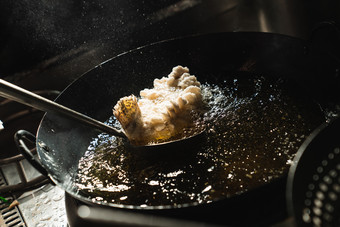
[0,0,239,78]
[303,0,340,60]
[305,0,340,28]
[0,0,340,78]
[0,0,179,75]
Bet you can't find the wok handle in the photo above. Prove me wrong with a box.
[0,79,127,138]
[311,21,340,61]
[14,130,50,178]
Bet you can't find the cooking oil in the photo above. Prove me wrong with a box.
[75,73,325,207]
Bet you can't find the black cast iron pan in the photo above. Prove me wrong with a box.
[15,32,340,225]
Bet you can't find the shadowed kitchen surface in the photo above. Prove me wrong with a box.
[0,0,340,226]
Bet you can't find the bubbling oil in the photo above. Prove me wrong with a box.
[75,74,324,207]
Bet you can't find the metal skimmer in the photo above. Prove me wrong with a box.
[287,117,340,227]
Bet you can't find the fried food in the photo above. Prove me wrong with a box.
[113,66,202,145]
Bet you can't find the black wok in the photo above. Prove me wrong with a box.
[16,32,340,225]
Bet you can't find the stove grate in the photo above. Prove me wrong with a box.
[0,205,26,227]
[0,170,26,227]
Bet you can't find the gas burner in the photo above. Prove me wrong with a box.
[0,90,59,193]
[0,150,49,195]
[0,90,68,227]
[0,172,26,227]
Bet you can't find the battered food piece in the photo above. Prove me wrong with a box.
[113,66,203,145]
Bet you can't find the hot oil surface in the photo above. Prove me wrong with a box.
[75,73,324,207]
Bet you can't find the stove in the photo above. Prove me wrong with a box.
[0,90,67,226]
[1,0,340,226]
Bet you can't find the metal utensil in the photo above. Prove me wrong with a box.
[286,117,340,227]
[0,79,204,149]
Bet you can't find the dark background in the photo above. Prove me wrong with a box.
[0,0,340,89]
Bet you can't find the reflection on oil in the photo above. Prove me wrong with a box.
[75,73,325,207]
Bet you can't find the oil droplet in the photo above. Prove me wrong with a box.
[120,196,128,200]
[52,194,64,202]
[43,198,51,204]
[40,214,52,221]
[148,180,159,186]
[202,185,212,193]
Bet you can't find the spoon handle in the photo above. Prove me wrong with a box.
[0,79,126,138]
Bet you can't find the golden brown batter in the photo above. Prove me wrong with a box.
[113,66,203,145]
